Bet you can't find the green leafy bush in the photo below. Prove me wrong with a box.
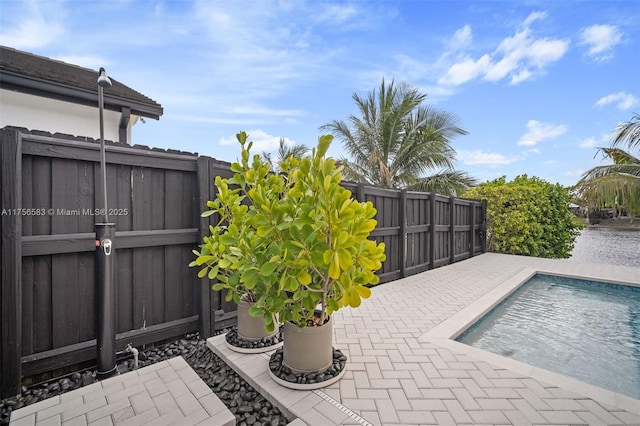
[464,175,582,258]
[191,132,386,330]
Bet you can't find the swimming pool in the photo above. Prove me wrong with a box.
[456,274,640,399]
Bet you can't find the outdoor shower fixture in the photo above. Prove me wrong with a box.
[97,67,111,223]
[97,68,112,88]
[95,67,118,380]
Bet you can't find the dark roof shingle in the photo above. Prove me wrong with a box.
[0,46,163,119]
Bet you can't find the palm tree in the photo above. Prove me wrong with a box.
[574,114,640,219]
[320,78,476,195]
[262,138,309,172]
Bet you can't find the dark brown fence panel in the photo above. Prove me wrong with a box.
[1,128,23,398]
[343,182,485,283]
[404,191,431,276]
[117,248,134,333]
[3,131,204,392]
[196,156,213,338]
[432,194,451,268]
[363,186,403,284]
[453,199,471,262]
[196,157,238,336]
[474,201,486,253]
[207,160,238,330]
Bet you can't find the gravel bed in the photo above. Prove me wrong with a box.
[269,347,347,385]
[0,334,291,426]
[225,326,283,350]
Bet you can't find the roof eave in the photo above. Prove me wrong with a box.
[0,72,163,120]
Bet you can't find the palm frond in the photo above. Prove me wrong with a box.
[575,116,640,215]
[612,113,640,150]
[597,147,640,165]
[408,169,478,196]
[261,138,310,172]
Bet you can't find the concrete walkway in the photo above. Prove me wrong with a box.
[211,253,640,425]
[9,356,235,426]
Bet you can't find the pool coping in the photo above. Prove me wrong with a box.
[419,266,640,415]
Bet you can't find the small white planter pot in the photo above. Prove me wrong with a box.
[283,316,333,374]
[236,298,277,341]
[225,299,282,354]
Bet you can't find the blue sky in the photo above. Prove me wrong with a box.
[1,0,639,187]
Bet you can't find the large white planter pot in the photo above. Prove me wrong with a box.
[283,316,333,373]
[237,299,277,341]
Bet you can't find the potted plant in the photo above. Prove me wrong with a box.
[190,144,282,353]
[194,131,386,387]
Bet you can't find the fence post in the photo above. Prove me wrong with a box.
[399,189,407,278]
[470,201,476,257]
[196,156,212,338]
[428,193,435,269]
[449,196,456,264]
[481,200,488,253]
[1,128,23,399]
[356,182,366,202]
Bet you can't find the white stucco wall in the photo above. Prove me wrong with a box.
[0,89,133,143]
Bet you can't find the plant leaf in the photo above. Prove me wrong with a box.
[297,270,312,285]
[317,134,333,158]
[329,252,341,279]
[355,285,371,299]
[259,261,278,276]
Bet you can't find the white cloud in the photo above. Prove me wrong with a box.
[595,92,638,110]
[525,37,569,67]
[449,25,472,51]
[578,137,598,149]
[510,69,533,85]
[439,54,492,86]
[439,11,569,86]
[579,24,622,61]
[457,150,519,166]
[220,129,296,153]
[317,4,359,24]
[523,11,548,26]
[0,0,65,49]
[578,133,610,149]
[517,120,567,146]
[192,0,323,102]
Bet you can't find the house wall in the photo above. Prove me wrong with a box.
[0,89,135,143]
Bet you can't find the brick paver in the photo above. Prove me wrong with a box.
[9,357,235,426]
[211,253,640,425]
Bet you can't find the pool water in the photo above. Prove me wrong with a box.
[457,274,640,399]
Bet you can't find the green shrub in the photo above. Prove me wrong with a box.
[464,175,582,258]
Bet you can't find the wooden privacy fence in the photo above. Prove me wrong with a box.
[341,183,486,283]
[0,128,485,398]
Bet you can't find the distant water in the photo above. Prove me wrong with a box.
[570,227,640,267]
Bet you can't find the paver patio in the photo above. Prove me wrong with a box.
[10,253,640,425]
[211,252,640,425]
[9,356,236,426]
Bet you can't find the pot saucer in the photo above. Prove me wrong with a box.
[224,326,283,354]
